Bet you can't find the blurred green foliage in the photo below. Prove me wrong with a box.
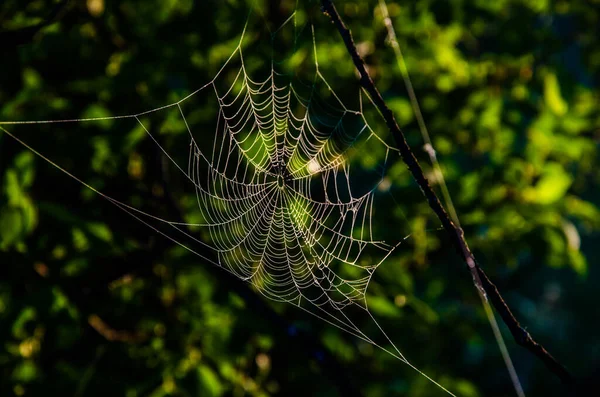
[1,0,599,396]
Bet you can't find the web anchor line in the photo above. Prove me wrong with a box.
[321,0,573,389]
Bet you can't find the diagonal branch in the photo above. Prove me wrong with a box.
[320,0,573,387]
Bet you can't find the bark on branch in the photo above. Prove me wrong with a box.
[320,0,573,387]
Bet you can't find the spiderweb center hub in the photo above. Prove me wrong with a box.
[277,174,285,189]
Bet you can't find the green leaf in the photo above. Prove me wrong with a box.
[544,72,568,116]
[0,207,24,249]
[5,170,23,206]
[197,365,223,397]
[568,249,587,276]
[14,151,35,188]
[523,163,572,204]
[12,361,38,382]
[409,297,439,324]
[22,68,41,89]
[12,307,36,339]
[367,295,402,318]
[86,222,113,243]
[388,97,414,125]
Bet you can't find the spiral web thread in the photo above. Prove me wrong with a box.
[1,11,457,396]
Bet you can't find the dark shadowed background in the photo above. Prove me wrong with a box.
[1,0,599,396]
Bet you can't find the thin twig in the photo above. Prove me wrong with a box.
[320,0,573,386]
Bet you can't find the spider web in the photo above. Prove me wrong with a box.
[1,8,456,396]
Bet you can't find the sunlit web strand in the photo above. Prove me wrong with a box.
[0,10,458,396]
